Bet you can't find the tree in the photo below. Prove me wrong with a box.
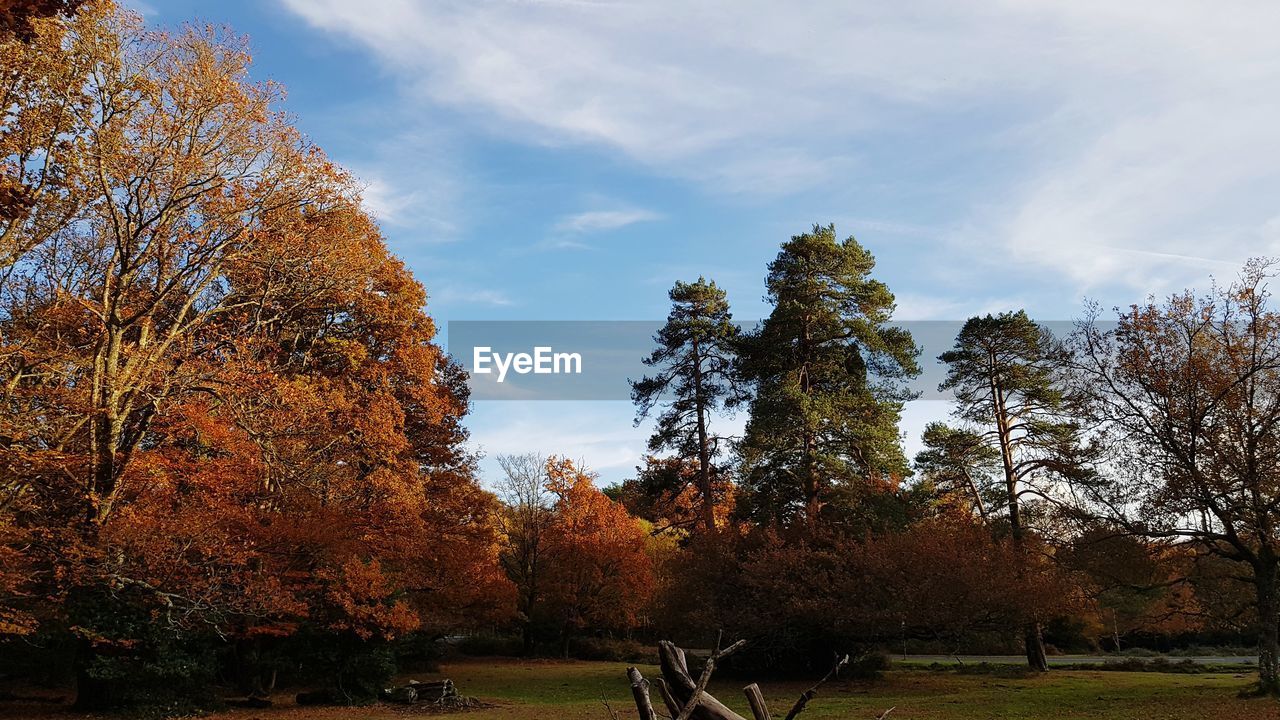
[0,3,512,706]
[1058,527,1205,650]
[632,278,746,534]
[723,512,1074,674]
[495,452,553,655]
[929,311,1092,671]
[542,457,654,653]
[737,224,919,530]
[1071,259,1280,694]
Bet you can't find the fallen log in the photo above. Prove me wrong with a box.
[225,696,272,709]
[382,678,458,704]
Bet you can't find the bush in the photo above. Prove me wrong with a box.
[68,590,219,714]
[569,637,657,664]
[1087,657,1213,674]
[283,630,397,704]
[392,637,442,673]
[456,635,524,657]
[843,651,891,680]
[1167,645,1255,657]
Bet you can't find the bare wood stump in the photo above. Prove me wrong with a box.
[627,667,657,720]
[743,683,771,720]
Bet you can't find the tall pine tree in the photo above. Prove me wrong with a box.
[632,278,746,534]
[737,225,919,530]
[931,310,1092,672]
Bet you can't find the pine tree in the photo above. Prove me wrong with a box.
[932,310,1091,672]
[632,278,746,534]
[737,224,919,530]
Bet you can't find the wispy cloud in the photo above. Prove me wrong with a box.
[892,293,1029,322]
[121,0,157,17]
[357,176,419,227]
[280,0,1280,293]
[553,208,661,234]
[468,401,649,486]
[432,287,516,307]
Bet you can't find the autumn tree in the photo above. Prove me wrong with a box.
[929,310,1092,671]
[541,457,654,654]
[0,0,96,265]
[1058,528,1205,650]
[1071,259,1280,694]
[495,452,553,655]
[632,278,746,535]
[0,2,511,707]
[737,224,919,530]
[724,512,1074,674]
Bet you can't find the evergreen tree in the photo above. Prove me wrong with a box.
[737,224,919,530]
[631,278,747,534]
[932,310,1091,672]
[915,422,1000,522]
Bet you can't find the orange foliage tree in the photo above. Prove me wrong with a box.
[541,457,654,651]
[0,1,511,706]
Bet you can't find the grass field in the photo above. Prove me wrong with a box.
[3,658,1280,719]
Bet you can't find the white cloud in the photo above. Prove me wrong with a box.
[121,0,157,16]
[340,130,464,241]
[357,176,417,227]
[893,293,1029,322]
[468,401,649,487]
[553,208,661,234]
[432,287,515,307]
[280,0,1280,292]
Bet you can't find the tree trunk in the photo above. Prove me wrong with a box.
[1023,622,1048,673]
[1257,565,1280,695]
[990,367,1047,673]
[628,667,657,720]
[521,620,535,656]
[692,340,717,536]
[73,638,114,711]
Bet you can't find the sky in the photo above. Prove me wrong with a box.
[129,0,1280,486]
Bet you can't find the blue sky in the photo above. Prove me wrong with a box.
[130,0,1280,485]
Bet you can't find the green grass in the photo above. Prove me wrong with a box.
[180,658,1280,720]
[407,658,1279,720]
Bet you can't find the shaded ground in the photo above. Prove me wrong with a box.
[1,657,1277,719]
[901,654,1257,666]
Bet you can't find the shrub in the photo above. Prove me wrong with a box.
[67,590,219,714]
[570,637,657,664]
[283,630,397,704]
[945,662,1038,679]
[1090,657,1209,674]
[456,635,524,657]
[844,651,891,680]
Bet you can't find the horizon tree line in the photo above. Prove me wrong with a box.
[629,225,1280,692]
